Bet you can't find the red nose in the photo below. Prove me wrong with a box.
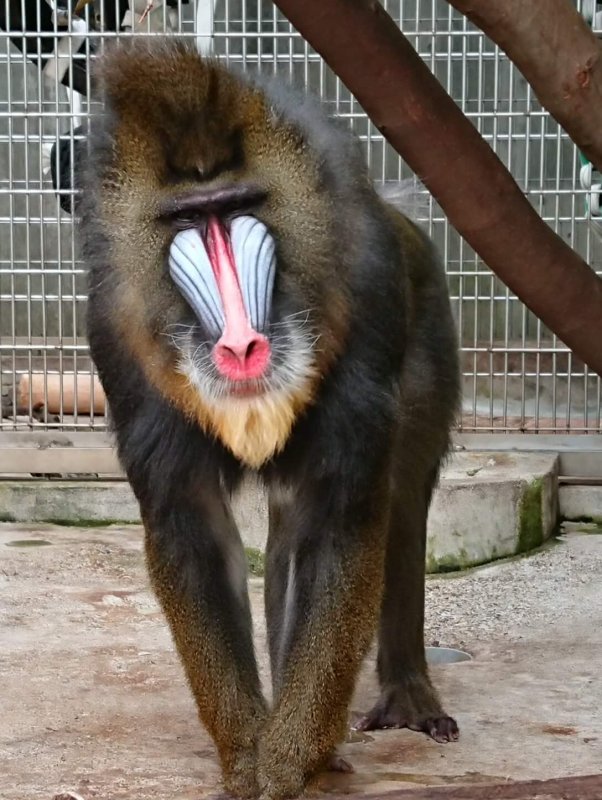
[213,332,271,381]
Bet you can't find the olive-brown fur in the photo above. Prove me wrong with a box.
[79,38,460,800]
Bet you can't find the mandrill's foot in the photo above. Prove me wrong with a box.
[355,676,459,743]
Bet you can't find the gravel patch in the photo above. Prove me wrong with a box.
[425,524,602,650]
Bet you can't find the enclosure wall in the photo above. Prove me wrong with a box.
[0,0,600,437]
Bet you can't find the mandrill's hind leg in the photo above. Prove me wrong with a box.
[143,488,267,798]
[356,469,459,743]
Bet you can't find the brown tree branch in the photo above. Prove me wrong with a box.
[447,0,602,173]
[272,0,602,377]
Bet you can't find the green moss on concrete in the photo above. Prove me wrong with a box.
[426,537,560,581]
[426,547,471,574]
[0,512,16,522]
[562,521,602,534]
[585,523,602,533]
[245,547,265,577]
[425,540,518,575]
[564,515,602,527]
[517,478,544,554]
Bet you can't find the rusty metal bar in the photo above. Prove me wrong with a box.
[271,0,602,377]
[445,0,602,173]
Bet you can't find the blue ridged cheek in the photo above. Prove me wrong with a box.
[168,228,225,339]
[168,217,277,339]
[230,216,276,333]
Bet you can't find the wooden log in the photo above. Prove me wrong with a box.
[17,373,106,415]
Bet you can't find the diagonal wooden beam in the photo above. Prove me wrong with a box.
[272,0,602,377]
[446,0,602,173]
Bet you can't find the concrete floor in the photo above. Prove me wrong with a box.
[0,522,600,799]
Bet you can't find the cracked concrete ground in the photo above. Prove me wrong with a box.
[0,522,600,799]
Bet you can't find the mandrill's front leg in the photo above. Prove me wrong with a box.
[142,487,267,798]
[258,480,389,800]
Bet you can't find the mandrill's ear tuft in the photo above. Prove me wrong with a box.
[94,38,213,117]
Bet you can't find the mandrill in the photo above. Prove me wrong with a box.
[78,39,460,800]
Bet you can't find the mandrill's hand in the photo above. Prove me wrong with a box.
[222,744,261,800]
[256,766,306,800]
[256,732,354,800]
[255,728,314,800]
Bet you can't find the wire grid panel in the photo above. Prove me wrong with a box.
[0,0,600,435]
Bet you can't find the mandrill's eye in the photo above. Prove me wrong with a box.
[173,212,204,231]
[160,184,267,229]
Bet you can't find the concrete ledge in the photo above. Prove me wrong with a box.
[559,485,602,521]
[0,481,140,526]
[0,450,560,572]
[427,451,559,571]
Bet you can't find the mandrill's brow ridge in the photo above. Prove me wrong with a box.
[159,184,267,219]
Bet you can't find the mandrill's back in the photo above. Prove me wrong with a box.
[389,205,460,475]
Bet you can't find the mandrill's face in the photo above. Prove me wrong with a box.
[172,215,276,387]
[167,207,316,405]
[88,42,351,467]
[160,195,322,467]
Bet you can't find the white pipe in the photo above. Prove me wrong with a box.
[42,16,87,88]
[197,0,217,55]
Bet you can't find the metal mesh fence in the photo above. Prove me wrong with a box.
[0,0,600,437]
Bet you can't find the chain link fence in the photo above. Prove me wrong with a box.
[0,0,600,442]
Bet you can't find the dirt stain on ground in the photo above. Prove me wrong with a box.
[5,539,53,547]
[541,724,578,736]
